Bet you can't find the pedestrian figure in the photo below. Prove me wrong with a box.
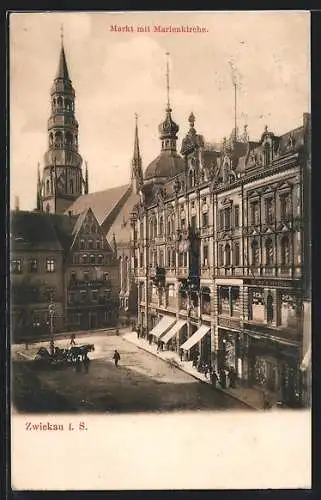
[70,334,76,347]
[219,368,226,389]
[228,366,237,388]
[157,340,160,352]
[210,370,219,388]
[83,355,90,374]
[179,349,183,362]
[263,392,271,410]
[113,349,120,367]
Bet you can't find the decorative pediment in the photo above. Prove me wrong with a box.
[277,181,292,192]
[221,197,233,207]
[248,189,261,199]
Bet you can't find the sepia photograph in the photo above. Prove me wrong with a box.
[10,10,311,490]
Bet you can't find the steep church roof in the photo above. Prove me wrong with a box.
[66,183,131,227]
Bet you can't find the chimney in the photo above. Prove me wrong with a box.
[14,195,20,211]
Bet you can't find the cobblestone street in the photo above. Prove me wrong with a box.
[12,332,250,413]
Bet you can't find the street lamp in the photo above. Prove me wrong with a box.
[48,301,55,339]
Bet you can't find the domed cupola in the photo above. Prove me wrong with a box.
[144,53,185,181]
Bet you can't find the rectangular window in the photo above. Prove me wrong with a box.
[231,287,241,317]
[218,245,224,266]
[234,242,240,266]
[191,215,197,230]
[82,254,88,264]
[84,271,89,281]
[80,239,85,249]
[97,254,104,265]
[92,290,98,302]
[224,208,231,229]
[167,250,171,267]
[96,239,101,249]
[139,252,144,268]
[234,205,240,228]
[90,254,95,265]
[46,259,55,273]
[203,245,209,267]
[80,290,87,303]
[202,212,208,227]
[219,210,224,230]
[183,252,188,267]
[73,254,79,265]
[29,259,38,273]
[251,201,260,225]
[88,240,93,249]
[280,193,291,220]
[12,259,22,274]
[178,252,183,267]
[265,198,274,224]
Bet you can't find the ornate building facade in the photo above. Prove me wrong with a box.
[132,107,311,408]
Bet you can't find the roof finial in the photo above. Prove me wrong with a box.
[165,52,171,111]
[60,24,64,46]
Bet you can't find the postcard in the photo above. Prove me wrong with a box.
[10,10,311,490]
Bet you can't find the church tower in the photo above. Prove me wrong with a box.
[40,30,85,214]
[131,114,143,194]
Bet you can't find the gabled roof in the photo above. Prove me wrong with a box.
[106,190,140,246]
[66,184,131,226]
[10,211,70,252]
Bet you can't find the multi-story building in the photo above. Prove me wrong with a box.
[11,208,119,341]
[132,104,311,408]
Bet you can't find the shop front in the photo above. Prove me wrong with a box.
[247,333,301,407]
[217,327,242,376]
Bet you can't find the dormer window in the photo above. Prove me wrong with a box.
[263,142,271,166]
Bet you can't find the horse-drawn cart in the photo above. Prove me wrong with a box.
[34,344,95,368]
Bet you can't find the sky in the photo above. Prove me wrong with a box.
[10,11,310,211]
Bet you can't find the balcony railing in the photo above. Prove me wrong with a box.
[68,279,112,289]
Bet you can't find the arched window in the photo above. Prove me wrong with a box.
[225,243,231,266]
[57,97,63,109]
[281,235,290,265]
[153,217,157,237]
[189,170,195,188]
[46,179,50,195]
[149,219,154,239]
[69,179,74,194]
[159,216,164,236]
[251,239,260,267]
[49,133,53,147]
[265,238,274,265]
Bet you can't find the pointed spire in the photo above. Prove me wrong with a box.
[133,113,140,160]
[56,27,70,80]
[165,52,171,111]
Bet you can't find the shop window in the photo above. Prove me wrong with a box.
[218,286,230,315]
[231,287,241,317]
[249,288,265,322]
[280,293,298,329]
[265,238,274,265]
[201,287,211,314]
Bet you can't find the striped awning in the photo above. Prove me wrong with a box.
[180,324,210,351]
[161,320,187,344]
[149,315,176,339]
